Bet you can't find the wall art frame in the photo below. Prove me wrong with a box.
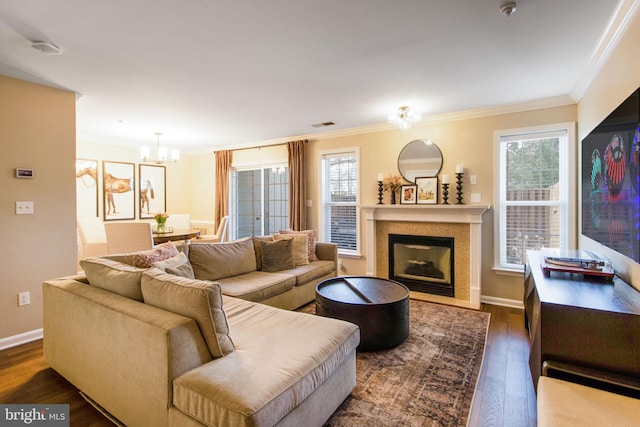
[76,158,99,218]
[103,161,135,221]
[400,184,417,204]
[416,177,438,205]
[139,164,166,219]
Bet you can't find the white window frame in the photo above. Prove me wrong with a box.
[318,147,360,257]
[493,122,577,275]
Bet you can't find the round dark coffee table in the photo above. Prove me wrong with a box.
[315,276,409,351]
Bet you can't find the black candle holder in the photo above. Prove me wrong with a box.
[442,183,450,204]
[455,173,464,204]
[377,181,384,204]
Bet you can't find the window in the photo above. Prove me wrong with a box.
[320,149,359,254]
[233,165,288,239]
[494,123,576,272]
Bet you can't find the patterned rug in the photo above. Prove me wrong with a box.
[298,299,490,427]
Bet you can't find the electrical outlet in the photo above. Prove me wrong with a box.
[18,292,30,306]
[16,201,34,215]
[470,193,482,203]
[470,175,477,185]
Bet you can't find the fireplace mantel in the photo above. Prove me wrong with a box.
[360,204,490,309]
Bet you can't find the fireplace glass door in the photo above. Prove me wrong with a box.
[389,234,454,297]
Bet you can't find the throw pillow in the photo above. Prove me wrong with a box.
[188,237,257,281]
[106,242,179,268]
[80,257,146,301]
[261,238,295,272]
[131,242,179,268]
[152,252,195,279]
[273,233,309,266]
[279,229,319,261]
[141,268,235,358]
[252,235,274,270]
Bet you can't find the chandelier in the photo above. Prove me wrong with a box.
[140,132,179,164]
[388,106,422,130]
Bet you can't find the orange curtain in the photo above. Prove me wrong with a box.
[287,140,307,230]
[214,150,231,228]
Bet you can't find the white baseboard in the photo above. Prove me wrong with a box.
[480,295,524,309]
[0,328,43,350]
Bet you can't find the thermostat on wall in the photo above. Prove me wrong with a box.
[16,168,34,179]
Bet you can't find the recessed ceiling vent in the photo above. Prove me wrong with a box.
[31,41,63,55]
[311,121,336,128]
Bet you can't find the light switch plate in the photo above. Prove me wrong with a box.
[470,193,482,203]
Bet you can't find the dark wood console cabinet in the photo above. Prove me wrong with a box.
[525,251,640,394]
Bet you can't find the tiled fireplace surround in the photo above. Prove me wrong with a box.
[361,204,490,309]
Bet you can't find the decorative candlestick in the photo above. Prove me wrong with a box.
[377,181,384,204]
[442,183,450,204]
[455,172,464,204]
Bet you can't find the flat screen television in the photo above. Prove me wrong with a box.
[581,88,640,262]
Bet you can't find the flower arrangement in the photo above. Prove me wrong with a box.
[382,175,404,192]
[154,212,169,224]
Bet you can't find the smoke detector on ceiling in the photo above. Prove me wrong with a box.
[31,41,63,55]
[500,2,517,17]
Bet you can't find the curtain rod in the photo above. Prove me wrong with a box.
[215,139,308,153]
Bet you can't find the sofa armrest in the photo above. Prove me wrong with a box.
[43,279,212,427]
[316,242,338,266]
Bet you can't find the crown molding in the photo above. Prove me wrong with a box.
[216,95,576,152]
[571,0,640,101]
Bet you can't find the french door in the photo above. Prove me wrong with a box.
[233,166,288,239]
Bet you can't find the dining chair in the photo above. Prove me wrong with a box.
[77,217,108,258]
[104,222,154,254]
[166,214,192,231]
[196,216,229,243]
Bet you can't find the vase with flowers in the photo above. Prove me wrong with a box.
[154,212,169,233]
[382,175,404,204]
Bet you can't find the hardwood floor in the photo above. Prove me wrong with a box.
[0,304,536,427]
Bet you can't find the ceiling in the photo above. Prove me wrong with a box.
[0,0,629,153]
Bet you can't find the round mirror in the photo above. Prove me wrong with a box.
[397,139,443,182]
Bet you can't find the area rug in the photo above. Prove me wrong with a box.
[298,299,490,427]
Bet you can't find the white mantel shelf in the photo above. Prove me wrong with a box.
[360,204,490,223]
[360,203,491,309]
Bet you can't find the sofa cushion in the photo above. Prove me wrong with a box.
[216,271,296,302]
[172,296,360,427]
[189,237,257,281]
[152,252,195,279]
[273,233,308,266]
[105,242,178,268]
[261,238,295,272]
[252,235,273,270]
[283,260,336,286]
[79,257,146,301]
[279,229,319,261]
[141,268,234,358]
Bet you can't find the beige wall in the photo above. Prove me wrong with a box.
[0,76,76,342]
[578,11,640,290]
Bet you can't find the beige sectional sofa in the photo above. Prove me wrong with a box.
[43,236,359,427]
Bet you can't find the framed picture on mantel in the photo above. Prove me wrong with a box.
[400,185,417,204]
[416,177,438,205]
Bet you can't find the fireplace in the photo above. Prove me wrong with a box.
[388,234,454,297]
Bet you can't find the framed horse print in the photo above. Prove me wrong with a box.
[103,161,135,221]
[139,164,166,219]
[76,159,99,218]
